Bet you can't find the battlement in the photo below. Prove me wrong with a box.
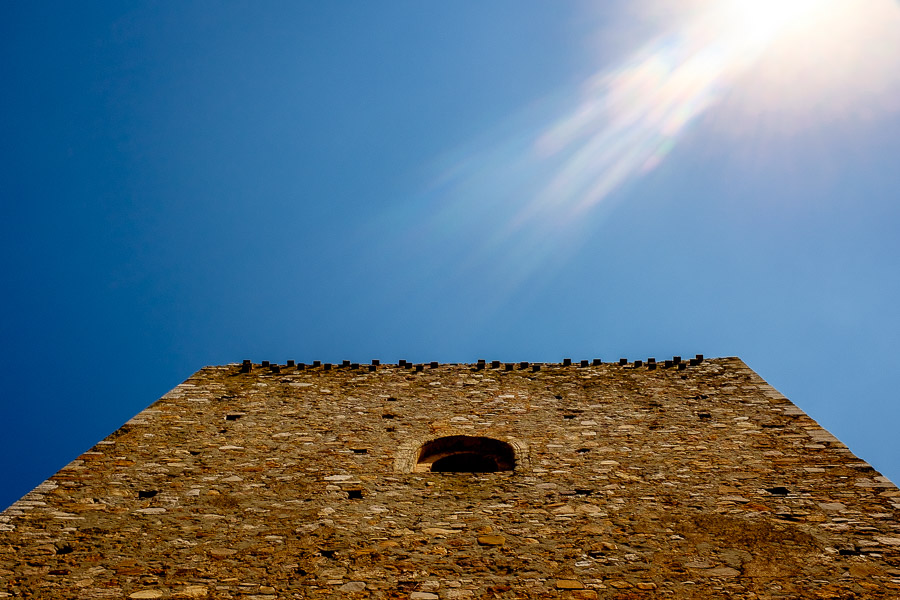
[2,357,898,599]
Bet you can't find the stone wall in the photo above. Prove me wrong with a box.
[1,357,898,599]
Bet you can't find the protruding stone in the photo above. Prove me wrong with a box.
[135,507,166,515]
[608,580,633,588]
[555,579,584,590]
[875,536,900,546]
[477,535,506,546]
[422,527,456,536]
[339,581,366,592]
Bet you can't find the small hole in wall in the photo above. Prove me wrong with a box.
[319,549,336,559]
[138,490,158,499]
[775,512,801,522]
[576,448,591,453]
[386,397,398,402]
[563,415,576,420]
[766,486,790,496]
[386,426,396,432]
[574,489,593,496]
[225,414,243,421]
[347,490,363,499]
[351,448,368,454]
[698,412,712,420]
[382,414,396,419]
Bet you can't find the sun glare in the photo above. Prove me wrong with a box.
[422,0,900,294]
[504,0,900,231]
[719,0,821,45]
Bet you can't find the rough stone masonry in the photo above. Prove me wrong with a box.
[1,356,899,599]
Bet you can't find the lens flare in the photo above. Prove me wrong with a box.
[720,0,820,45]
[410,0,900,297]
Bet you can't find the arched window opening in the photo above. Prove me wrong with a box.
[414,436,515,473]
[432,453,498,473]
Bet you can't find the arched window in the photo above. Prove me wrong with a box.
[414,436,515,473]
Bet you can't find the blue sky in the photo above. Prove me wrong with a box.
[2,1,900,510]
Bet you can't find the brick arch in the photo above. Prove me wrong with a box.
[394,433,529,473]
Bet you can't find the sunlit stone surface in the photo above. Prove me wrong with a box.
[1,357,898,598]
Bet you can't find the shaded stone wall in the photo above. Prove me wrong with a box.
[1,357,898,599]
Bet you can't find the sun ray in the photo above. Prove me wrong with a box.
[412,0,900,299]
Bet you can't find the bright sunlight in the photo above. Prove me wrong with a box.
[529,0,900,215]
[719,0,821,46]
[424,0,900,293]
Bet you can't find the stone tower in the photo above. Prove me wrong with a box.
[1,357,898,599]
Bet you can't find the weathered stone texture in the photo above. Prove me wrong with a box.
[1,357,899,599]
